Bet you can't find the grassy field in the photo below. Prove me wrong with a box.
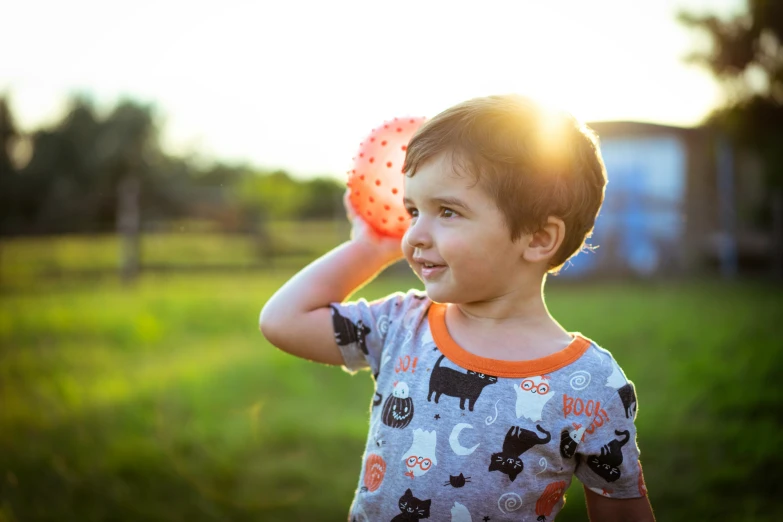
[1,236,782,521]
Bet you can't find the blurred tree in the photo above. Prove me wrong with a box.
[236,169,303,220]
[299,177,344,220]
[678,4,783,512]
[0,96,19,231]
[679,0,783,190]
[1,93,343,240]
[24,96,103,233]
[3,96,190,236]
[0,96,16,176]
[234,170,343,221]
[0,96,17,283]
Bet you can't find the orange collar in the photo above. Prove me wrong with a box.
[428,302,591,378]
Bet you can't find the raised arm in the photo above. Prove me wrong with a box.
[259,194,404,365]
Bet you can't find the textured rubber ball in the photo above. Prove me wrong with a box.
[347,116,426,238]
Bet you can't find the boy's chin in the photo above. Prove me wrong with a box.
[421,284,456,304]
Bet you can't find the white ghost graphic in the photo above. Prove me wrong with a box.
[605,360,627,389]
[450,501,472,522]
[513,375,554,422]
[402,428,437,478]
[567,423,587,444]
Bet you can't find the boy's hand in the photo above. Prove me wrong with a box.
[344,191,404,264]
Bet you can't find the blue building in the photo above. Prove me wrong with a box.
[559,121,770,278]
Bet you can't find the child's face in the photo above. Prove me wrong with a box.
[402,153,528,304]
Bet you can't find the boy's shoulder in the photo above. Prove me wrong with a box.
[333,288,431,334]
[565,335,634,381]
[372,288,429,306]
[570,334,625,365]
[364,288,432,321]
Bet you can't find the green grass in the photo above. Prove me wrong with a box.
[1,244,782,520]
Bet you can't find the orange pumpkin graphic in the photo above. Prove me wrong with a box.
[535,480,567,521]
[363,453,387,493]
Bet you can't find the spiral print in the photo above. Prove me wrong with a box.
[569,370,591,390]
[498,492,523,513]
[536,457,548,477]
[376,315,390,335]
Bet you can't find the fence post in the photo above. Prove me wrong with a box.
[117,175,141,283]
[716,136,738,278]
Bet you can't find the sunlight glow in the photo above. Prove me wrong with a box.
[1,0,744,178]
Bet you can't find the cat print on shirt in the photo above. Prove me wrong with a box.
[331,305,371,354]
[513,375,555,422]
[587,429,630,482]
[605,360,637,419]
[428,354,498,411]
[617,383,637,419]
[444,473,471,488]
[488,425,552,482]
[560,423,587,459]
[390,488,431,521]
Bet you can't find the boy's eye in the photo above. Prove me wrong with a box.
[440,207,457,218]
[405,207,418,218]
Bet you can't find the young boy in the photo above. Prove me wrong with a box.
[260,95,655,521]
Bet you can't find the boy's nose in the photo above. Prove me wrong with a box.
[404,217,432,249]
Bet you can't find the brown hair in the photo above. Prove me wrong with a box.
[403,94,607,272]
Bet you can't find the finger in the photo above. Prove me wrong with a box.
[343,190,356,220]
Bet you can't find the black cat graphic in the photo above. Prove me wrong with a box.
[489,425,552,482]
[330,305,371,354]
[587,429,630,482]
[617,383,637,419]
[427,354,497,411]
[444,473,470,488]
[390,488,431,521]
[560,428,578,459]
[373,392,383,408]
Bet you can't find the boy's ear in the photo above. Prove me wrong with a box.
[521,216,566,264]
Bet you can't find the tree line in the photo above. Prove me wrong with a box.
[679,0,783,195]
[0,95,345,237]
[2,0,780,237]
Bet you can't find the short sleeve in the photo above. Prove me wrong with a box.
[574,375,648,499]
[330,290,426,376]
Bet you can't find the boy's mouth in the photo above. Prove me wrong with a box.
[418,262,446,279]
[412,256,446,280]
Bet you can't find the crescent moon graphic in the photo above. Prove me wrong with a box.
[449,423,479,456]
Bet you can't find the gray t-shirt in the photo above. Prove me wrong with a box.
[331,290,647,522]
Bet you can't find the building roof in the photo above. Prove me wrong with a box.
[586,120,704,139]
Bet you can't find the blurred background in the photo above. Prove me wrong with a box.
[1,0,782,520]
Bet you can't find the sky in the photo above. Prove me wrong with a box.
[1,0,744,179]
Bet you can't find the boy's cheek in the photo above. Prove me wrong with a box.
[400,245,421,277]
[401,238,414,261]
